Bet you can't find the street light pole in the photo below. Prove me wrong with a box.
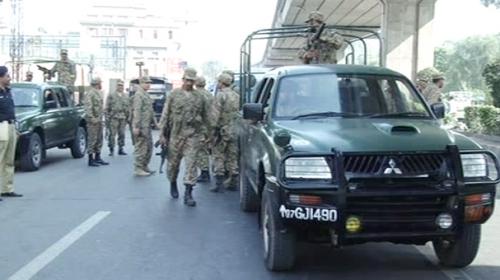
[136,61,144,77]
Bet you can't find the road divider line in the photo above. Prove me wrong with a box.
[415,245,475,280]
[8,211,111,280]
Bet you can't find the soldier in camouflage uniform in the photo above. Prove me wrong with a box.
[422,73,445,104]
[222,70,239,93]
[131,76,156,177]
[211,73,240,192]
[194,76,213,182]
[83,77,109,167]
[106,80,129,156]
[159,68,208,207]
[51,49,77,95]
[298,11,345,64]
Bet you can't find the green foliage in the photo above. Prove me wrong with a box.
[480,0,500,8]
[434,35,500,93]
[482,58,500,107]
[464,105,500,135]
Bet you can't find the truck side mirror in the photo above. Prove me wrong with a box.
[431,102,445,119]
[243,103,264,121]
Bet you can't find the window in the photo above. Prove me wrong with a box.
[54,88,68,107]
[273,74,430,119]
[118,28,128,36]
[43,89,59,108]
[11,87,41,107]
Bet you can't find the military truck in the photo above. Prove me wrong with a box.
[238,26,499,271]
[12,82,87,171]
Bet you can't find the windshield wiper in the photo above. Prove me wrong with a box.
[365,112,430,118]
[292,111,359,120]
[15,105,38,108]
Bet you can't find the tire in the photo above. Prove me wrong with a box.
[261,190,296,271]
[70,127,87,159]
[20,133,43,171]
[240,158,259,212]
[433,224,481,268]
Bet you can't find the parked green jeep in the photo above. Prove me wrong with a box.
[239,65,499,271]
[12,82,87,171]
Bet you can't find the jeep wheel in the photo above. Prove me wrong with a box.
[71,127,87,158]
[20,133,43,171]
[261,190,296,271]
[240,159,259,212]
[433,224,481,268]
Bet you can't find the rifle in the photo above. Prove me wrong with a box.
[36,65,54,80]
[154,140,168,174]
[305,23,326,64]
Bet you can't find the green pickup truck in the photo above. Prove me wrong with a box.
[12,82,87,171]
[239,65,499,271]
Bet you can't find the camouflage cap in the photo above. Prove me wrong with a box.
[183,68,197,81]
[26,71,33,75]
[90,77,102,85]
[306,11,324,23]
[60,49,68,55]
[195,76,206,86]
[117,79,124,86]
[218,73,233,86]
[139,76,152,83]
[432,73,445,80]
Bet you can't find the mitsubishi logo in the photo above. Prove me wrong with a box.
[384,159,402,175]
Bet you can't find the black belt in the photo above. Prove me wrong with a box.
[1,120,15,124]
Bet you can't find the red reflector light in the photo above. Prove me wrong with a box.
[289,194,322,206]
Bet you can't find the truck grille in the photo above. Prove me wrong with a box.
[346,195,452,234]
[343,154,447,177]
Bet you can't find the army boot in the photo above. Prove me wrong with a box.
[109,147,114,156]
[88,154,100,167]
[210,175,225,193]
[184,185,196,207]
[95,153,109,165]
[170,181,179,199]
[198,170,210,182]
[134,169,151,177]
[226,174,239,191]
[118,147,127,155]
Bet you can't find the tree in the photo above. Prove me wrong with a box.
[434,34,500,93]
[483,58,500,107]
[480,0,500,8]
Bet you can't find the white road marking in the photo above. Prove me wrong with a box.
[8,211,111,280]
[416,245,475,280]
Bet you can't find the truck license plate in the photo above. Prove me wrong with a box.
[279,205,337,222]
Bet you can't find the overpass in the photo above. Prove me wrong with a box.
[262,0,437,80]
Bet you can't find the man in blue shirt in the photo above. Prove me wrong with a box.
[0,66,23,200]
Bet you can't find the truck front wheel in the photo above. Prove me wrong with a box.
[433,224,481,268]
[20,133,43,171]
[261,190,296,271]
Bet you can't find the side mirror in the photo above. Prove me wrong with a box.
[243,103,264,121]
[44,100,57,110]
[249,74,257,88]
[431,102,445,119]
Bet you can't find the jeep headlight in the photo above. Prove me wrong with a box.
[461,154,487,178]
[284,157,332,179]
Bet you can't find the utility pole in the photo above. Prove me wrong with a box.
[9,0,23,82]
[136,61,144,77]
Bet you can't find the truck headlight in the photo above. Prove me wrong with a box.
[284,157,332,179]
[461,154,487,178]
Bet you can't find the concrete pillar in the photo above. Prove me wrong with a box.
[381,0,436,80]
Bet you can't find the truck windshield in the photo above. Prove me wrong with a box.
[273,74,430,119]
[11,87,41,108]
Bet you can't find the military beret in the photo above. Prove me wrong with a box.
[195,76,206,86]
[218,73,233,86]
[306,11,324,23]
[90,77,102,85]
[432,73,445,80]
[183,68,197,81]
[0,66,8,77]
[139,76,152,83]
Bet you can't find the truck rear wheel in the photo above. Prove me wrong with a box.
[433,224,481,268]
[240,158,259,212]
[261,190,296,271]
[70,127,87,159]
[20,133,43,171]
